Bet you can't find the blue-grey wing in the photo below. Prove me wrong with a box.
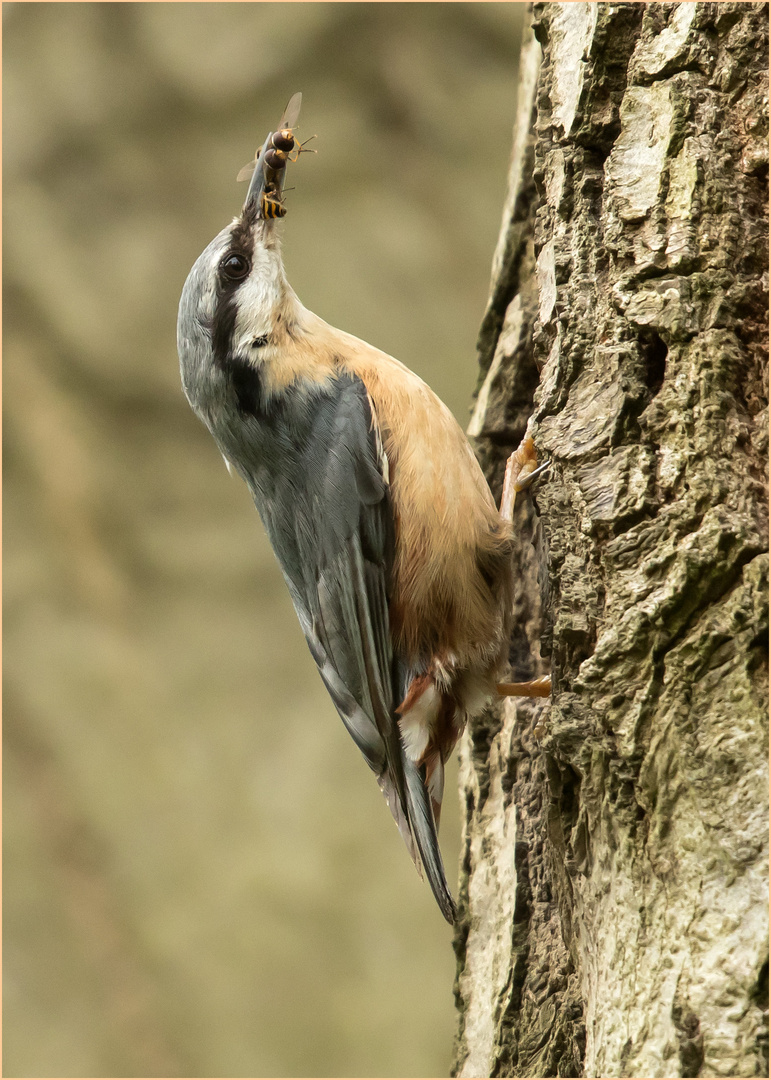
[248,376,404,778]
[240,371,455,922]
[288,375,400,774]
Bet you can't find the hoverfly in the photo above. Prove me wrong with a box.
[237,143,286,217]
[259,181,287,219]
[237,142,287,217]
[237,93,315,186]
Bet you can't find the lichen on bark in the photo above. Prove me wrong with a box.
[454,5,769,1078]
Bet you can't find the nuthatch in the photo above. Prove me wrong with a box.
[177,96,549,924]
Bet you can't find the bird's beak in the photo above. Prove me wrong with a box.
[243,132,286,218]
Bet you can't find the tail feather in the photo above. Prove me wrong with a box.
[378,759,456,923]
[402,757,457,924]
[380,663,457,923]
[378,772,421,873]
[425,751,445,828]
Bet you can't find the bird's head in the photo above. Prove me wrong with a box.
[177,138,293,416]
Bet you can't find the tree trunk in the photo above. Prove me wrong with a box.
[453,4,769,1078]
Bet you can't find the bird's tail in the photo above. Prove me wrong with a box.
[402,757,457,924]
[378,759,456,924]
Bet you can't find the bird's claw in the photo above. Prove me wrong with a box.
[497,675,551,698]
[513,458,551,493]
[500,435,549,520]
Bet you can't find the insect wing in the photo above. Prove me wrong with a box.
[236,145,264,183]
[278,92,302,132]
[236,161,256,182]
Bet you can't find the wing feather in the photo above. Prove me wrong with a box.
[245,372,455,922]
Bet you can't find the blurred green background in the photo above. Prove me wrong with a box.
[3,3,524,1076]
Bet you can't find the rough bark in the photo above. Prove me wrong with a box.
[454,5,769,1078]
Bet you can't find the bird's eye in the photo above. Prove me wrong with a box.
[220,252,251,281]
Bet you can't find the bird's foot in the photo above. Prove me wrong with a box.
[514,458,551,492]
[497,676,551,698]
[500,435,550,520]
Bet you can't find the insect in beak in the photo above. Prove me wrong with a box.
[239,92,312,221]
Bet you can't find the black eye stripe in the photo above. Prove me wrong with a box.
[210,216,256,370]
[211,292,238,370]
